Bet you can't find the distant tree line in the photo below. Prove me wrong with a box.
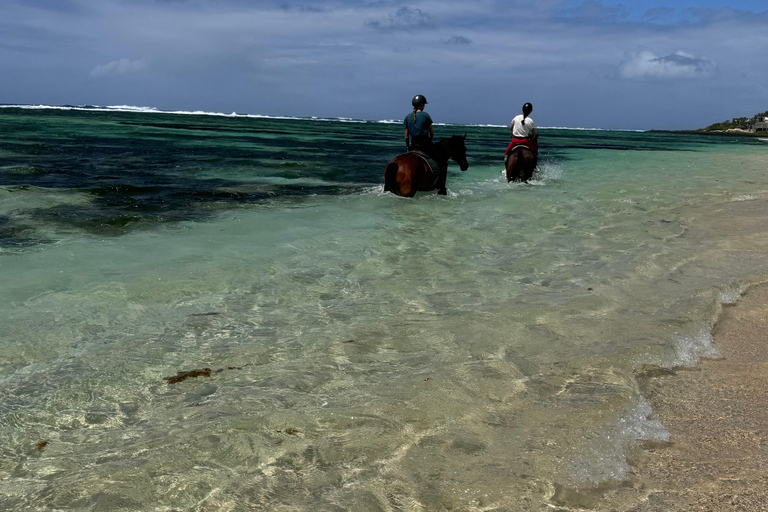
[704,110,768,131]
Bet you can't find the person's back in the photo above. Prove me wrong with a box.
[511,113,534,139]
[505,102,538,166]
[404,95,433,152]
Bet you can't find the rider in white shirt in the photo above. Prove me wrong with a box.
[505,102,538,167]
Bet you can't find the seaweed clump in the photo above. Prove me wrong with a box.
[164,368,212,384]
[163,365,245,385]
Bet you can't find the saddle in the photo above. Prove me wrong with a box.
[407,149,440,176]
[509,144,533,154]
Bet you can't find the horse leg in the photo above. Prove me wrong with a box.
[520,153,529,183]
[525,152,536,182]
[384,160,416,197]
[436,162,448,195]
[506,150,518,182]
[398,165,416,197]
[384,161,399,194]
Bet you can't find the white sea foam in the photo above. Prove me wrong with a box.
[672,326,720,367]
[619,397,669,442]
[539,126,647,132]
[463,123,507,128]
[568,396,669,486]
[0,103,645,131]
[0,104,373,124]
[718,284,743,304]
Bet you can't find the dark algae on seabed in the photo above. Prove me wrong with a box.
[0,107,396,248]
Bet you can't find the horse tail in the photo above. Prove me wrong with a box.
[384,161,399,194]
[509,145,527,182]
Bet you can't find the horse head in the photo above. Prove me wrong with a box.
[448,134,469,171]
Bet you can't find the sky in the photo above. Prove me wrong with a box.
[1,0,767,130]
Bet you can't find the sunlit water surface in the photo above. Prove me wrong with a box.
[2,107,768,510]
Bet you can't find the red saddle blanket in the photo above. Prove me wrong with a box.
[505,137,537,155]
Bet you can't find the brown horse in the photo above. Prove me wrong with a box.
[384,135,468,197]
[505,144,537,183]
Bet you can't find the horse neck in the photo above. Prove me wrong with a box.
[433,139,453,162]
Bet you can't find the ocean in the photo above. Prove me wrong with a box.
[2,105,768,511]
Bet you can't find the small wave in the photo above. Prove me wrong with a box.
[619,397,669,442]
[0,104,379,124]
[496,165,558,186]
[0,104,425,126]
[566,395,669,486]
[539,126,648,132]
[362,185,387,196]
[1,104,244,117]
[463,123,508,128]
[672,326,720,367]
[1,104,646,132]
[718,286,742,304]
[732,194,757,202]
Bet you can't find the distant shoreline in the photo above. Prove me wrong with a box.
[662,128,768,138]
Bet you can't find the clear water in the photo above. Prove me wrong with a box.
[2,106,768,510]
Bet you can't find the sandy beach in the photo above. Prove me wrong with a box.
[593,284,768,511]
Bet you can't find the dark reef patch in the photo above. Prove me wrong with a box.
[0,108,392,247]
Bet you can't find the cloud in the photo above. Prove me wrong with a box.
[560,0,629,23]
[279,4,329,13]
[685,6,768,24]
[3,0,767,129]
[443,35,472,45]
[642,6,675,23]
[90,58,146,77]
[366,7,435,32]
[619,50,715,80]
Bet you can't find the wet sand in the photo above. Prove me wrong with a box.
[598,284,768,511]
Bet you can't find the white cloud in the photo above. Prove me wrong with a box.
[90,58,146,77]
[365,7,435,32]
[443,35,472,45]
[619,50,715,80]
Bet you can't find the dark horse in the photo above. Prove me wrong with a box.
[505,135,538,183]
[384,135,468,197]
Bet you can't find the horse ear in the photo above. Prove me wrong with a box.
[463,133,467,140]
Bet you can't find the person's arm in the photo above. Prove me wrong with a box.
[510,122,515,136]
[531,127,537,138]
[404,127,410,150]
[429,125,434,141]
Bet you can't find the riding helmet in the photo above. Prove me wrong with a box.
[522,102,533,115]
[412,95,428,107]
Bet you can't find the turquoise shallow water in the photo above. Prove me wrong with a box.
[2,106,768,510]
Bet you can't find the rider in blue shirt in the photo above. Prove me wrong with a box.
[403,95,447,194]
[404,94,434,152]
